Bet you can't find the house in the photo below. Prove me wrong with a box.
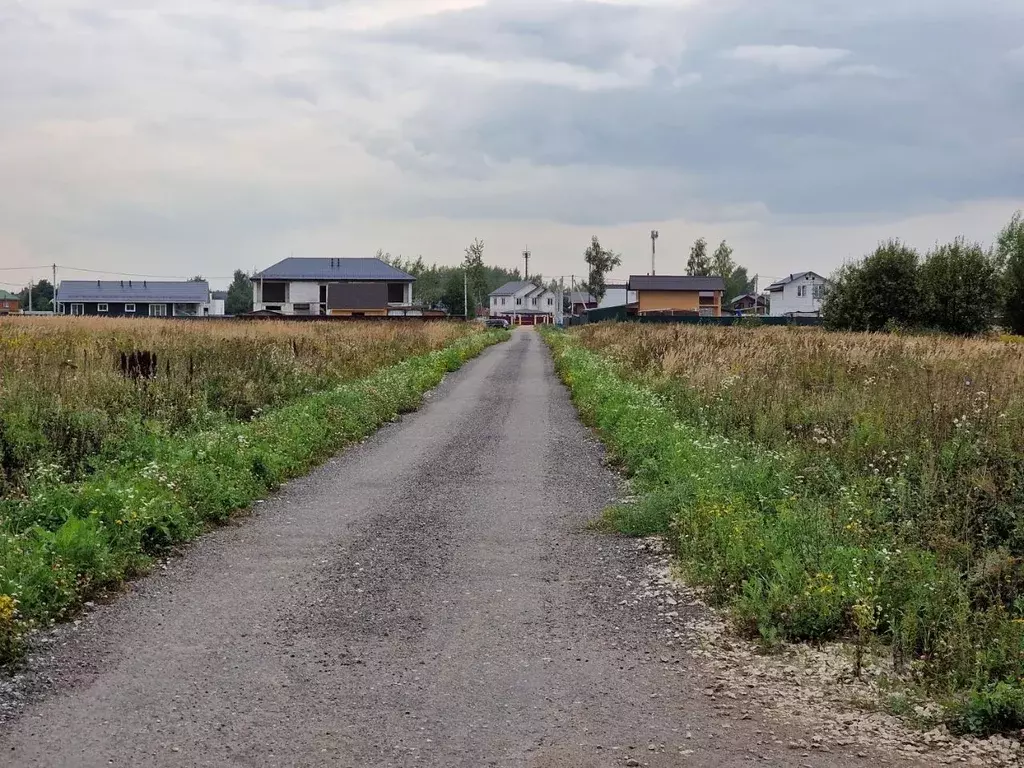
[626,275,726,317]
[597,282,637,310]
[569,291,598,315]
[728,293,768,317]
[210,290,227,317]
[0,290,20,315]
[488,281,557,325]
[766,272,830,317]
[252,258,416,317]
[56,280,215,317]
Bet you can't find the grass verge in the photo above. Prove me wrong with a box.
[541,327,1024,738]
[0,330,507,661]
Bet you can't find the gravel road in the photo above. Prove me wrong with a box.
[0,330,896,767]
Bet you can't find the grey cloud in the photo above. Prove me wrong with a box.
[360,0,1024,219]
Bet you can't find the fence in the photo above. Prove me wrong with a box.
[568,306,824,327]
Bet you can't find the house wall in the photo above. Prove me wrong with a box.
[598,287,636,309]
[254,280,413,315]
[637,290,722,316]
[58,302,204,317]
[769,275,829,317]
[0,299,20,314]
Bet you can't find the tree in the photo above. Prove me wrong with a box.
[18,279,53,312]
[712,240,734,278]
[439,270,467,317]
[582,235,622,302]
[919,237,1000,335]
[687,237,711,276]
[225,270,253,316]
[822,240,921,331]
[188,275,206,282]
[463,238,488,314]
[725,266,753,303]
[997,211,1024,335]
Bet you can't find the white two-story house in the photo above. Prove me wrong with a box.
[252,257,416,317]
[488,281,557,325]
[766,271,830,317]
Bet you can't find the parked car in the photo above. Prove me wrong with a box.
[485,318,510,329]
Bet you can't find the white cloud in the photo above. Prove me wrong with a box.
[724,45,850,73]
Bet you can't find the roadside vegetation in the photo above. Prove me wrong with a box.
[0,317,505,661]
[544,324,1024,736]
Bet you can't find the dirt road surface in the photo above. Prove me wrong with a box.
[0,330,893,767]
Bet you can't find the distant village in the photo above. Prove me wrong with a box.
[1,256,828,323]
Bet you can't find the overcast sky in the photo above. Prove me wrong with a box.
[2,0,1023,289]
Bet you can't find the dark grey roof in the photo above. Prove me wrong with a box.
[490,280,535,297]
[766,271,828,291]
[211,290,228,300]
[627,275,726,292]
[728,293,767,306]
[255,258,415,282]
[570,291,598,304]
[57,280,210,303]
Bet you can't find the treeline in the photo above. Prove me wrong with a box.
[824,212,1024,335]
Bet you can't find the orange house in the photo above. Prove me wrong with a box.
[627,275,726,317]
[0,290,20,315]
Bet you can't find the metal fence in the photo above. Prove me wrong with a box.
[568,306,824,327]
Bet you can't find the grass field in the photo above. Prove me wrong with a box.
[0,317,500,660]
[546,324,1024,735]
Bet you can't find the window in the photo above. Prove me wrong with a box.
[293,303,311,313]
[97,303,108,313]
[261,282,287,303]
[516,298,522,306]
[501,297,506,305]
[387,283,405,303]
[70,303,84,316]
[812,284,825,300]
[797,285,808,298]
[125,303,136,313]
[547,297,553,306]
[149,304,168,317]
[531,298,537,306]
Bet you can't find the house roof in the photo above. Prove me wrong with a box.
[57,280,210,303]
[490,280,535,297]
[0,290,19,301]
[728,293,767,306]
[570,291,598,304]
[766,271,828,292]
[255,258,415,282]
[627,275,727,292]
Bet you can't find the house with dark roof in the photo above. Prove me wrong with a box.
[569,291,598,315]
[728,293,768,317]
[627,275,727,317]
[488,281,557,325]
[765,271,830,317]
[0,289,20,315]
[252,258,417,317]
[56,280,214,317]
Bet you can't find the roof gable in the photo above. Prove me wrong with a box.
[766,271,829,291]
[255,258,415,282]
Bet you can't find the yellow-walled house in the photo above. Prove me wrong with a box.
[626,275,726,317]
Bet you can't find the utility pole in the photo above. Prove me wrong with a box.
[463,269,469,320]
[650,230,659,276]
[27,280,32,312]
[523,248,530,281]
[52,263,57,314]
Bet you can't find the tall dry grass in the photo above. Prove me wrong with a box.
[574,324,1024,555]
[0,317,474,495]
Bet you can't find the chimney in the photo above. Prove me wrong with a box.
[120,280,124,288]
[129,280,132,288]
[144,280,147,288]
[97,280,100,288]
